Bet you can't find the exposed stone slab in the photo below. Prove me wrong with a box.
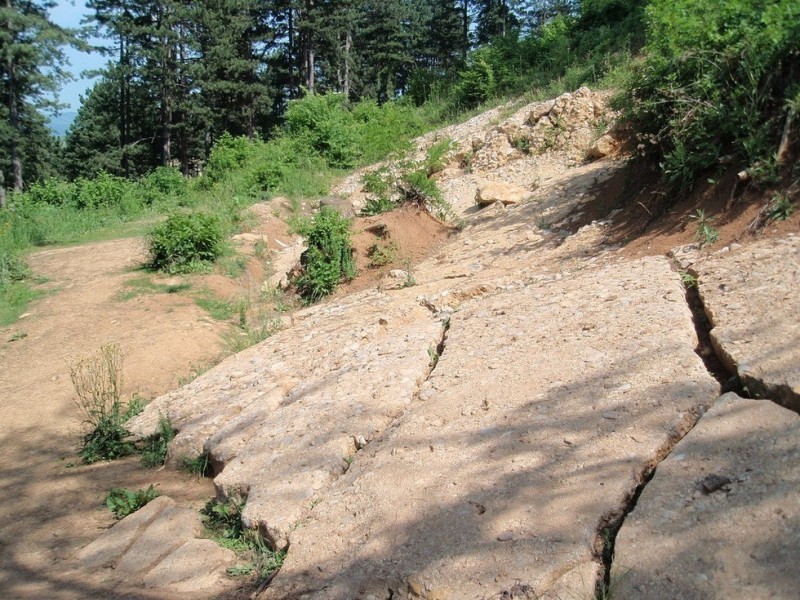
[115,505,202,575]
[614,392,800,599]
[77,496,235,597]
[694,236,799,412]
[143,538,235,593]
[264,256,718,599]
[76,496,175,569]
[128,300,445,549]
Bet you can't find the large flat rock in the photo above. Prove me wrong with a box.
[614,392,800,599]
[694,236,799,412]
[264,256,718,599]
[128,298,445,549]
[76,496,235,596]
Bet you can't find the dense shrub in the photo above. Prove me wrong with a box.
[205,133,258,183]
[147,212,225,274]
[142,167,187,204]
[293,207,356,302]
[285,93,361,168]
[625,0,800,192]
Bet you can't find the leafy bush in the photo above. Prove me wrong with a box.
[624,0,800,192]
[106,485,160,519]
[205,133,258,183]
[142,167,187,204]
[71,344,143,464]
[285,93,360,168]
[24,178,76,206]
[293,207,356,302]
[73,172,135,210]
[455,48,502,108]
[147,212,225,274]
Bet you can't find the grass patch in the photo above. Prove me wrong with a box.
[0,281,44,326]
[202,497,286,583]
[195,292,239,321]
[117,275,192,301]
[140,417,176,468]
[182,451,213,477]
[106,485,160,519]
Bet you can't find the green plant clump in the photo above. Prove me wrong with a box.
[140,417,176,468]
[147,212,225,274]
[293,207,356,303]
[106,485,160,519]
[202,497,286,581]
[690,209,719,247]
[624,0,800,193]
[71,344,143,464]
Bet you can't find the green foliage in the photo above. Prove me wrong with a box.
[71,344,143,464]
[689,209,719,247]
[767,193,795,222]
[141,167,188,205]
[625,0,800,192]
[423,139,455,175]
[285,93,361,169]
[140,418,176,468]
[106,485,160,519]
[183,452,213,477]
[293,207,356,303]
[360,168,397,216]
[202,496,286,582]
[147,213,225,274]
[205,133,257,183]
[455,48,505,108]
[368,241,398,268]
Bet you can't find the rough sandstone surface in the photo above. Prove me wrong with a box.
[109,85,798,598]
[127,301,446,549]
[693,236,800,412]
[614,392,800,599]
[263,257,718,600]
[76,496,235,595]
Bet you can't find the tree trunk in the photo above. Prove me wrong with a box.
[343,27,351,99]
[5,0,22,191]
[462,0,469,59]
[288,5,297,97]
[0,169,6,209]
[119,34,130,176]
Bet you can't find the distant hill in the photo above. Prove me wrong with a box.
[48,111,78,137]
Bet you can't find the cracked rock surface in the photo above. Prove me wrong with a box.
[693,236,800,412]
[614,392,800,599]
[127,300,445,549]
[263,257,718,599]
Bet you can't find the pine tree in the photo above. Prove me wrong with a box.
[0,0,79,196]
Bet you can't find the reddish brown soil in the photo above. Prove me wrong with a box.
[572,158,800,257]
[336,203,455,296]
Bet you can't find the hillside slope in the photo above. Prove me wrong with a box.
[114,88,800,599]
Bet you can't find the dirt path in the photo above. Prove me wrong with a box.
[0,238,228,599]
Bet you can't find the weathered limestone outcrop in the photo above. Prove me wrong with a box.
[693,236,800,412]
[262,257,718,599]
[76,496,235,595]
[127,299,446,549]
[614,392,800,599]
